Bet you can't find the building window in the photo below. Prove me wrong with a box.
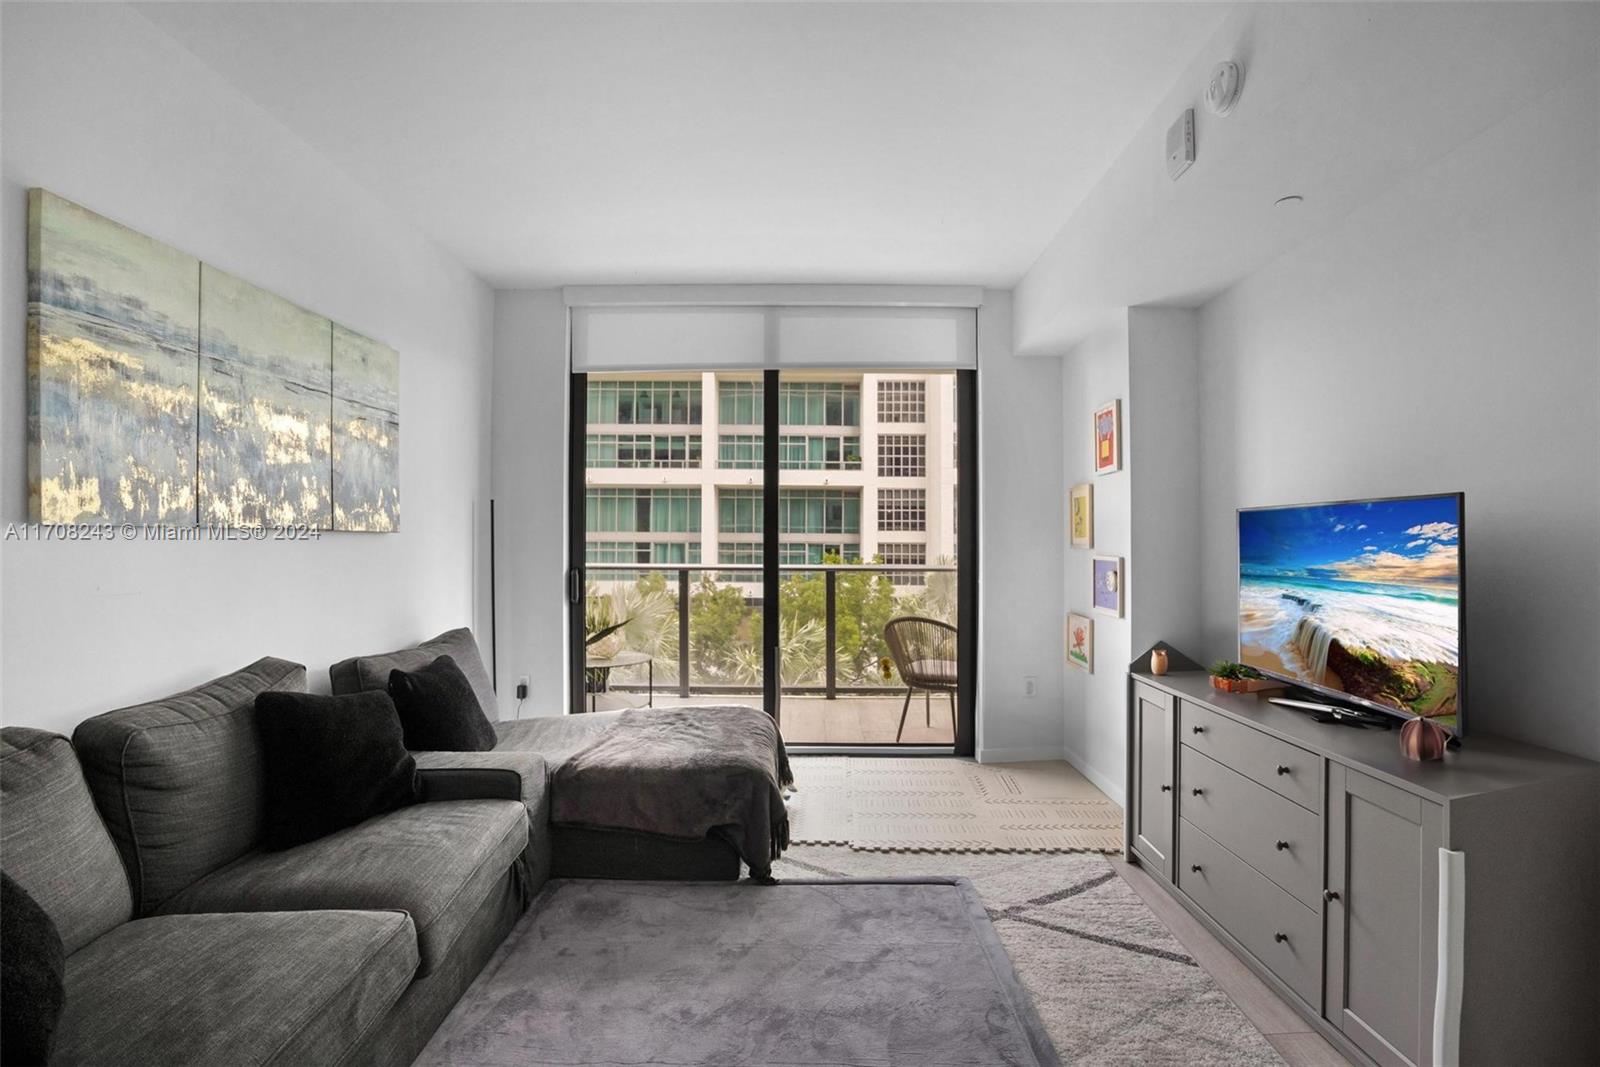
[780,543,861,565]
[718,489,763,534]
[779,489,860,535]
[586,433,701,469]
[878,380,926,423]
[586,488,701,534]
[586,540,701,566]
[718,380,763,425]
[716,541,763,582]
[878,488,926,531]
[779,381,860,427]
[717,434,763,469]
[878,542,927,585]
[778,435,861,470]
[878,434,926,478]
[587,380,702,426]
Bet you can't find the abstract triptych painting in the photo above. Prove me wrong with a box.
[27,189,400,531]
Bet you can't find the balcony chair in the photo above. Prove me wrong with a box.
[883,616,958,742]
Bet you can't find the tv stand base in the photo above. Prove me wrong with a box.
[1267,696,1393,729]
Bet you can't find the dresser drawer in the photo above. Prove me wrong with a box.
[1179,818,1322,1010]
[1180,747,1322,907]
[1180,700,1322,813]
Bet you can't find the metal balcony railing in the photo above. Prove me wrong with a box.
[583,562,957,701]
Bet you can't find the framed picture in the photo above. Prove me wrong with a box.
[1092,555,1124,617]
[1066,612,1093,672]
[1069,483,1093,548]
[1093,399,1121,476]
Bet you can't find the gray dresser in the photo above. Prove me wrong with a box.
[1126,669,1600,1067]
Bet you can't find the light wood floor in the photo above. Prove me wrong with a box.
[1115,856,1355,1067]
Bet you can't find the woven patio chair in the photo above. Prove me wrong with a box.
[883,616,959,742]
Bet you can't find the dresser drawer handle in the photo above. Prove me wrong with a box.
[1190,864,1203,873]
[1192,788,1204,797]
[1273,932,1289,944]
[1159,784,1172,793]
[1323,889,1341,902]
[1275,840,1290,851]
[1276,764,1291,775]
[1192,725,1205,734]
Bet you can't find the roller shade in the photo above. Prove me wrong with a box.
[569,292,979,372]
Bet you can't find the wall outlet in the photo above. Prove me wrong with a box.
[516,676,529,701]
[1023,675,1038,698]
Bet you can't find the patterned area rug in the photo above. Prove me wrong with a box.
[772,847,1286,1066]
[788,756,1124,852]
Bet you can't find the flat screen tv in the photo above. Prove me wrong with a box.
[1238,493,1464,734]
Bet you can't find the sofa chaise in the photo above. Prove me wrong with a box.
[0,657,549,1067]
[330,628,790,881]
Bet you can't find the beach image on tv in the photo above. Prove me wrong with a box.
[1239,496,1460,727]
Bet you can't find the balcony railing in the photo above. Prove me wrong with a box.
[584,562,956,701]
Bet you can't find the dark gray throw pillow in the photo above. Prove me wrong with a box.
[254,691,419,851]
[387,655,498,752]
[1,871,67,1066]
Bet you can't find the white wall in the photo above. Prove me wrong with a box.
[490,290,569,719]
[1059,316,1131,801]
[1127,307,1201,659]
[0,4,495,732]
[1197,62,1600,760]
[976,290,1065,762]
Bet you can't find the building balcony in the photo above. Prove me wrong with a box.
[584,562,958,746]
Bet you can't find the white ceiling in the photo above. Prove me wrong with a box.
[136,2,1226,290]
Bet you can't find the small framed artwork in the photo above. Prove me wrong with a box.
[1093,399,1121,476]
[1069,483,1093,548]
[1092,555,1124,617]
[1066,612,1094,673]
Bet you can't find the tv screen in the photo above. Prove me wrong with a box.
[1238,493,1463,732]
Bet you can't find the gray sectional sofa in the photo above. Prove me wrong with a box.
[0,657,550,1067]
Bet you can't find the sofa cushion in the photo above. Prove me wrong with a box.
[255,690,419,850]
[331,628,496,722]
[0,728,132,953]
[158,799,527,976]
[54,909,416,1067]
[493,710,623,768]
[72,658,307,915]
[1,872,67,1065]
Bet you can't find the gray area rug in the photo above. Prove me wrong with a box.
[774,847,1285,1066]
[419,876,1059,1066]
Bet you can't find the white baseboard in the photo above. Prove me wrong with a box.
[1060,741,1126,809]
[976,745,1066,765]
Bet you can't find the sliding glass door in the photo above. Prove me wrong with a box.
[568,366,976,753]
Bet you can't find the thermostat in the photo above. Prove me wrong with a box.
[1166,109,1195,181]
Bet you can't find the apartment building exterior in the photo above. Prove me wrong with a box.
[583,371,958,585]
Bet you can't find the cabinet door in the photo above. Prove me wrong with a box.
[1326,765,1444,1067]
[1130,682,1175,879]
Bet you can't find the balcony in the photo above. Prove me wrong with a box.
[584,562,958,746]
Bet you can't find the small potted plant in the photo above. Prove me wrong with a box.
[1209,660,1278,694]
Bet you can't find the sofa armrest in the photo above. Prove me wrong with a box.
[414,749,552,896]
[415,750,547,808]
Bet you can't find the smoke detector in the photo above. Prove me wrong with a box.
[1205,61,1244,117]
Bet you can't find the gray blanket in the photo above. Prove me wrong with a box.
[549,705,792,879]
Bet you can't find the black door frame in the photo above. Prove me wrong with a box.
[567,366,978,756]
[566,372,589,716]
